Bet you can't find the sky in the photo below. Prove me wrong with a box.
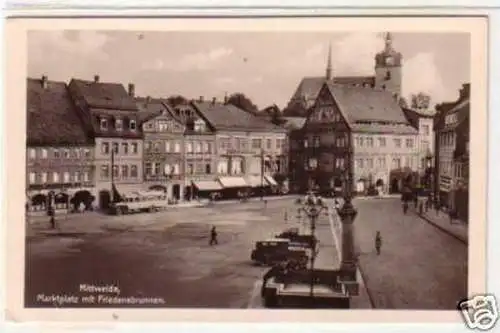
[27,30,470,110]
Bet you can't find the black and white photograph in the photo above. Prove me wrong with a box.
[5,17,487,319]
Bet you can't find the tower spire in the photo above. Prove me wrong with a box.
[384,32,393,51]
[326,42,332,80]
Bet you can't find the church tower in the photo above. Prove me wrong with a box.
[326,43,333,80]
[374,32,402,98]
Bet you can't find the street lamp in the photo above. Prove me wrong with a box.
[295,191,327,300]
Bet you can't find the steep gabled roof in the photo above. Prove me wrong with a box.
[191,101,286,133]
[27,78,92,146]
[69,79,138,111]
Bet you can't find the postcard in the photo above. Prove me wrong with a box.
[4,15,489,326]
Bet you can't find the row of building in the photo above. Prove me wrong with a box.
[26,76,287,211]
[26,32,469,222]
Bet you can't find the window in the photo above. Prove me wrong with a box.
[312,136,320,148]
[304,140,308,148]
[186,142,193,153]
[112,142,119,154]
[52,172,60,183]
[29,172,36,184]
[366,137,374,147]
[205,142,211,153]
[63,172,70,183]
[130,165,138,178]
[357,137,364,147]
[356,159,364,169]
[335,158,345,169]
[406,138,414,148]
[101,165,109,179]
[174,142,180,153]
[422,140,430,151]
[385,70,391,80]
[115,118,123,131]
[144,141,152,151]
[187,163,194,175]
[100,118,108,130]
[404,157,411,167]
[276,139,285,150]
[377,157,386,168]
[53,149,60,158]
[145,162,152,176]
[422,124,430,136]
[195,142,202,153]
[62,149,69,158]
[378,137,386,147]
[41,149,48,159]
[367,158,374,168]
[129,120,137,131]
[154,162,161,175]
[165,141,171,153]
[101,142,109,155]
[394,138,401,148]
[73,148,80,158]
[112,165,119,178]
[266,139,272,150]
[252,138,262,149]
[308,158,318,169]
[83,172,89,182]
[336,135,346,147]
[84,149,91,158]
[173,164,180,175]
[29,149,36,159]
[73,171,80,183]
[392,158,401,169]
[205,163,212,174]
[121,165,128,178]
[153,142,161,153]
[131,143,138,154]
[121,143,128,155]
[41,172,47,183]
[145,122,154,131]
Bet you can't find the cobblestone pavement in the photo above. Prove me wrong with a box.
[25,198,316,308]
[352,197,468,310]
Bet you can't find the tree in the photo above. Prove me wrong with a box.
[226,93,259,115]
[398,96,409,109]
[411,92,431,110]
[167,95,188,107]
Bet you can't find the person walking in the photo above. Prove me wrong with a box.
[375,231,382,255]
[209,226,218,246]
[48,206,56,229]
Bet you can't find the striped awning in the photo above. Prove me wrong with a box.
[193,180,223,191]
[218,177,249,188]
[264,175,278,186]
[245,175,265,187]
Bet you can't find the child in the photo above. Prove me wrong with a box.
[375,231,382,255]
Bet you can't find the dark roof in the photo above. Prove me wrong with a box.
[191,101,287,132]
[325,82,409,124]
[69,79,138,111]
[27,78,92,146]
[135,97,166,123]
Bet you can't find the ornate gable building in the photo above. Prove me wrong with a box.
[284,33,403,117]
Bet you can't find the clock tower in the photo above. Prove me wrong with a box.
[374,32,402,98]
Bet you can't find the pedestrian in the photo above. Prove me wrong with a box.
[264,199,268,209]
[375,231,382,255]
[48,207,56,229]
[209,226,218,246]
[284,210,288,223]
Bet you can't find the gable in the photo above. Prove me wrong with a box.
[306,84,348,127]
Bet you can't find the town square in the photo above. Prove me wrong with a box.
[24,30,470,309]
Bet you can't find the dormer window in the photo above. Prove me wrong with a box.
[100,118,108,130]
[385,70,391,80]
[129,119,137,131]
[115,118,123,131]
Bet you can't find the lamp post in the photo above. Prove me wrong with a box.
[295,192,327,300]
[260,148,265,201]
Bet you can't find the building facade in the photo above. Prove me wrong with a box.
[68,76,144,209]
[434,83,470,221]
[26,76,95,213]
[298,81,418,195]
[138,97,186,201]
[191,99,288,197]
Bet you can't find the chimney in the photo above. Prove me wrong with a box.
[212,97,216,105]
[128,83,135,97]
[94,75,100,83]
[199,96,204,102]
[41,75,48,89]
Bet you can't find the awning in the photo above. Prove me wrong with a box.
[193,180,223,191]
[264,175,278,186]
[65,188,94,196]
[245,175,265,187]
[218,177,249,188]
